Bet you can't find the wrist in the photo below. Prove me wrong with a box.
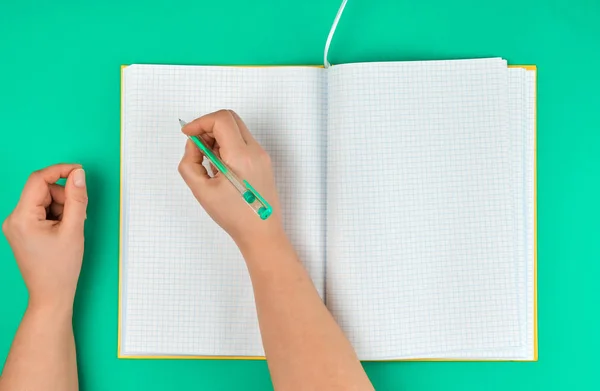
[27,295,74,320]
[237,228,292,262]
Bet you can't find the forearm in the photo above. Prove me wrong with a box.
[0,302,78,391]
[241,235,373,391]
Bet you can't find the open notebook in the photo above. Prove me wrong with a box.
[120,58,537,361]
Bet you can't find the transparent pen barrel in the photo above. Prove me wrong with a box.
[221,168,271,220]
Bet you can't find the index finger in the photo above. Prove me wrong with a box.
[182,110,246,152]
[20,164,82,206]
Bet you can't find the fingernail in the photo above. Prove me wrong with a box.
[73,169,86,188]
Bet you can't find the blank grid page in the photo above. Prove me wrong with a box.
[430,68,535,360]
[525,70,536,359]
[326,59,522,359]
[121,65,327,356]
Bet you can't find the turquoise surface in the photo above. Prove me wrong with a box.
[1,1,599,389]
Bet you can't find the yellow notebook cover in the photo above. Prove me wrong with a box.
[118,64,538,361]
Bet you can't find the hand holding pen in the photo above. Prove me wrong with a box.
[178,110,283,250]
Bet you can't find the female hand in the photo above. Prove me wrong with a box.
[2,164,88,310]
[178,110,284,250]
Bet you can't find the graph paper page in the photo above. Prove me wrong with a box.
[326,59,522,360]
[121,65,327,356]
[524,69,536,360]
[419,68,535,360]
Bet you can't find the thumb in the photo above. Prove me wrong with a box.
[62,168,88,232]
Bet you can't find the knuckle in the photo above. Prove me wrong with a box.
[257,149,272,165]
[1,216,9,234]
[8,215,29,234]
[28,170,42,181]
[215,109,231,119]
[73,194,88,205]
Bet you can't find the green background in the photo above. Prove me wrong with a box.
[1,0,599,389]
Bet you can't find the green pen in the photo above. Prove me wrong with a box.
[179,119,273,220]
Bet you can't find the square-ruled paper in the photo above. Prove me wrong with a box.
[408,68,535,361]
[325,59,524,360]
[121,61,536,361]
[509,68,527,352]
[121,65,327,356]
[524,69,536,359]
[428,68,535,360]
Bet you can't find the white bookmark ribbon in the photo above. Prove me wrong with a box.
[324,0,349,68]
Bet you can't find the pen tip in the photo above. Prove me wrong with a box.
[178,118,186,127]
